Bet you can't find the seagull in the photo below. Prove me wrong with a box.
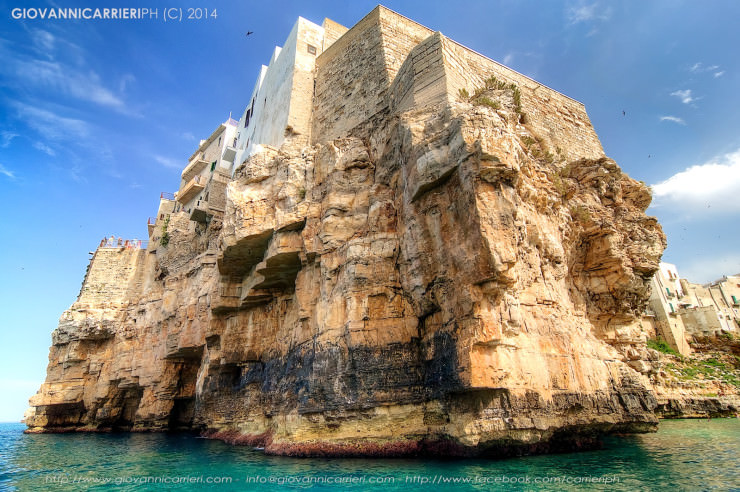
[622,110,626,116]
[246,31,254,36]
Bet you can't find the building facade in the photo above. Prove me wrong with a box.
[175,118,238,223]
[232,16,348,172]
[646,262,739,354]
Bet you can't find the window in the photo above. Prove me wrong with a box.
[218,136,221,146]
[307,44,317,55]
[211,161,216,172]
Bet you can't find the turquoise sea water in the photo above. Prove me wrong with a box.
[1,420,739,491]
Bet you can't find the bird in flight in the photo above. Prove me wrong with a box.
[246,31,254,36]
[622,110,626,116]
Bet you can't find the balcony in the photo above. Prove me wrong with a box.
[181,153,209,182]
[189,198,209,223]
[147,217,157,236]
[177,175,206,204]
[222,145,237,163]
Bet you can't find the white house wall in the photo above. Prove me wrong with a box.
[234,17,326,171]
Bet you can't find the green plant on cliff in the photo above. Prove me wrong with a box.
[521,136,536,148]
[512,86,522,114]
[462,76,522,115]
[569,204,591,223]
[484,75,508,91]
[477,97,501,110]
[553,175,569,201]
[160,216,170,247]
[666,355,740,389]
[647,338,680,357]
[720,331,737,342]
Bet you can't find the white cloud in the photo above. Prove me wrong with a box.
[13,102,90,140]
[33,141,56,156]
[659,115,686,125]
[0,164,16,179]
[11,103,113,177]
[181,132,196,141]
[651,148,740,214]
[689,62,724,79]
[13,58,124,110]
[690,62,719,73]
[1,131,18,147]
[0,29,130,113]
[153,155,181,169]
[677,254,740,284]
[670,89,695,104]
[567,2,612,24]
[502,53,514,65]
[30,29,55,54]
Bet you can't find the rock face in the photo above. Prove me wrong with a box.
[27,7,668,456]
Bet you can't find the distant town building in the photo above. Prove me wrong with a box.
[645,262,739,355]
[647,262,692,356]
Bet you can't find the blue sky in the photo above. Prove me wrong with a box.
[1,0,739,422]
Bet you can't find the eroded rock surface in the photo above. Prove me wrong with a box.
[27,10,672,456]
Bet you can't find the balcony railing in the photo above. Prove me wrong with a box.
[99,237,149,249]
[181,154,209,182]
[177,175,206,204]
[147,217,157,236]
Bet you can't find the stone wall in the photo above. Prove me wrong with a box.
[388,32,448,113]
[76,247,146,308]
[321,18,348,51]
[680,306,725,338]
[440,37,604,161]
[288,18,325,144]
[312,8,390,144]
[312,6,603,163]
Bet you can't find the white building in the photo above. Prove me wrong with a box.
[232,16,347,172]
[647,262,692,355]
[646,262,740,354]
[176,118,238,222]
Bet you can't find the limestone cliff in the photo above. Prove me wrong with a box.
[27,7,671,457]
